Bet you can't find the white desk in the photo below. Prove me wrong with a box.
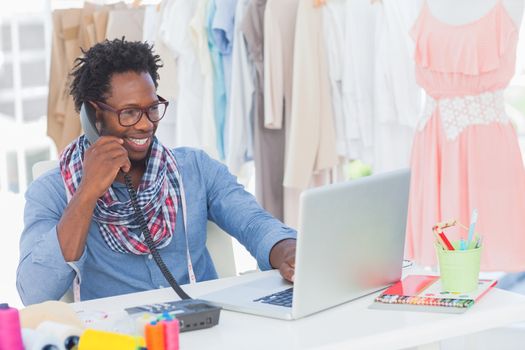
[73,270,525,350]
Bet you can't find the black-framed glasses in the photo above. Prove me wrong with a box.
[93,95,169,127]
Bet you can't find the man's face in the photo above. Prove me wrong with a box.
[96,71,159,163]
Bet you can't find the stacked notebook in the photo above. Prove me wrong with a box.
[369,275,497,314]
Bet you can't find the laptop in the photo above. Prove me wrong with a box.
[201,169,411,320]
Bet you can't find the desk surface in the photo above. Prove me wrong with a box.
[73,270,525,350]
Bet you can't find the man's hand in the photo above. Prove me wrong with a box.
[269,239,296,283]
[57,136,130,261]
[79,136,131,200]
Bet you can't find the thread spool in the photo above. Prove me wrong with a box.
[37,321,82,349]
[0,304,24,350]
[21,328,64,350]
[162,319,179,350]
[78,329,144,350]
[145,322,166,350]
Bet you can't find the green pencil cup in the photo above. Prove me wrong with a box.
[435,244,482,293]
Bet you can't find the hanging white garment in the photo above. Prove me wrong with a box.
[153,2,179,149]
[105,7,145,41]
[190,0,219,160]
[142,5,159,44]
[322,0,348,158]
[372,0,422,172]
[225,0,255,175]
[159,0,204,150]
[375,0,421,128]
[342,0,376,164]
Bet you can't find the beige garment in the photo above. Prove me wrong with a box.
[79,2,98,49]
[47,10,67,151]
[263,0,298,131]
[47,4,116,152]
[93,11,110,43]
[47,9,82,152]
[105,7,145,41]
[284,170,333,228]
[264,0,300,226]
[283,0,338,190]
[80,2,121,49]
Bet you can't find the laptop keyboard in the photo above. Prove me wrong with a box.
[253,287,294,308]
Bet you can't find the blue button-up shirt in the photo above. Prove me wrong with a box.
[17,147,296,305]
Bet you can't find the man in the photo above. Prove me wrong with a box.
[17,38,296,305]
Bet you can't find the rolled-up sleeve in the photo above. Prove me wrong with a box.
[198,150,297,270]
[16,171,86,305]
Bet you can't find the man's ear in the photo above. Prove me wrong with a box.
[88,101,102,122]
[87,101,103,132]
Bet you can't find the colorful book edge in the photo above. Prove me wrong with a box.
[370,275,497,314]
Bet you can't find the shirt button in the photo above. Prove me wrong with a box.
[148,254,152,260]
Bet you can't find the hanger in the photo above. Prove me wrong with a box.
[132,0,142,8]
[313,0,326,7]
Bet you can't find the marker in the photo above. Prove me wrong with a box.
[467,209,478,247]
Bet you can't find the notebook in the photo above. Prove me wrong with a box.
[369,275,497,314]
[201,169,411,320]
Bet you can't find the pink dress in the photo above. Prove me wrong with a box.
[406,1,525,271]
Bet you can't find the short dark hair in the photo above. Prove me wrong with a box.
[69,38,163,112]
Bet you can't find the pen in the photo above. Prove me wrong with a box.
[467,209,478,247]
[475,236,483,248]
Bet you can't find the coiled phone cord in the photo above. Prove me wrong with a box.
[124,173,192,300]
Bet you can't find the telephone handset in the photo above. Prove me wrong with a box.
[80,102,101,145]
[79,102,192,300]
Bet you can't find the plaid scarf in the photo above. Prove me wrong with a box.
[59,135,181,254]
